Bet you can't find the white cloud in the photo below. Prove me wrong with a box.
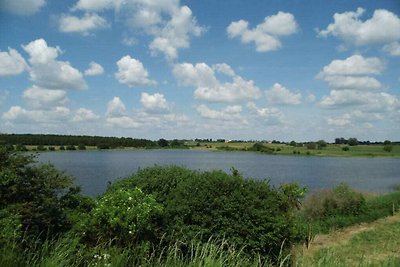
[23,86,68,108]
[106,96,126,117]
[227,11,298,52]
[318,8,400,54]
[383,42,400,56]
[72,108,99,122]
[173,62,261,103]
[322,75,382,91]
[149,5,205,60]
[247,102,284,125]
[115,55,156,87]
[317,55,384,77]
[0,90,9,106]
[196,104,245,122]
[106,116,141,129]
[0,48,27,76]
[326,113,351,127]
[0,0,46,15]
[265,83,301,105]
[84,61,104,76]
[212,63,235,77]
[72,0,204,60]
[327,110,384,128]
[140,92,170,114]
[320,90,399,111]
[58,13,109,35]
[2,106,70,123]
[22,39,87,90]
[22,38,60,65]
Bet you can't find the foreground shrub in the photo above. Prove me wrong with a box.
[81,187,163,246]
[110,166,298,261]
[0,146,74,240]
[303,183,365,220]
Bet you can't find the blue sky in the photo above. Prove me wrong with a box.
[0,0,399,142]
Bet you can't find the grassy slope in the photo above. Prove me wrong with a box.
[189,142,400,157]
[295,213,400,266]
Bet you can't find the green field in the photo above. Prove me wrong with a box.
[188,141,400,157]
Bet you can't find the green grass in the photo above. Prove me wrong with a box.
[189,142,400,158]
[296,215,400,266]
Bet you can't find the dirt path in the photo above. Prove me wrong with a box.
[298,213,400,258]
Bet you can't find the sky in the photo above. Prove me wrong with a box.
[0,0,399,142]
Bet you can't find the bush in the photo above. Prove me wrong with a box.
[0,146,74,240]
[342,146,349,151]
[303,183,365,220]
[110,166,298,260]
[81,188,162,246]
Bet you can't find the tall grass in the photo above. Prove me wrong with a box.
[0,236,290,267]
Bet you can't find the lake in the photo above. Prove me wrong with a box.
[37,149,400,196]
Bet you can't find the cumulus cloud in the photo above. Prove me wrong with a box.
[196,104,245,123]
[71,0,204,60]
[106,96,126,117]
[317,8,400,55]
[72,108,99,122]
[327,110,384,128]
[2,106,70,123]
[173,62,261,103]
[383,42,400,57]
[58,13,109,35]
[140,92,170,114]
[320,90,399,111]
[84,61,104,76]
[115,55,156,87]
[265,83,301,105]
[23,86,68,108]
[0,0,46,15]
[22,39,87,90]
[227,11,298,52]
[106,116,141,129]
[317,55,385,92]
[317,54,384,77]
[0,48,27,76]
[247,102,284,125]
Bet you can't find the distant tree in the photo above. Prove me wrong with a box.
[78,144,86,150]
[348,138,358,146]
[317,140,327,149]
[59,146,65,150]
[66,145,76,150]
[383,140,391,145]
[383,145,393,152]
[48,146,55,151]
[335,137,348,144]
[170,139,182,147]
[307,142,317,150]
[342,146,350,151]
[37,145,47,151]
[158,138,169,147]
[289,141,297,147]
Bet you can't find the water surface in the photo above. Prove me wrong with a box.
[37,149,400,196]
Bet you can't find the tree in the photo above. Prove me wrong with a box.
[383,144,393,152]
[348,138,358,146]
[317,140,327,149]
[0,146,73,240]
[289,141,297,147]
[157,138,169,147]
[307,142,317,150]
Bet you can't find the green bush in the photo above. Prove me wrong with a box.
[81,187,163,246]
[110,166,297,260]
[0,146,73,240]
[303,183,365,220]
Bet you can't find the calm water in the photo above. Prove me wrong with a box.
[37,149,400,196]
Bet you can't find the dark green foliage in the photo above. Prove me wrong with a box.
[59,146,65,150]
[66,145,76,150]
[383,144,393,152]
[249,142,275,153]
[348,137,358,146]
[37,145,47,151]
[0,146,73,240]
[48,146,55,151]
[306,142,316,150]
[342,146,349,151]
[110,166,297,260]
[317,140,327,149]
[97,143,110,149]
[157,138,169,147]
[78,144,86,150]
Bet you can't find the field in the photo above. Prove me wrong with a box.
[295,212,400,266]
[188,141,400,157]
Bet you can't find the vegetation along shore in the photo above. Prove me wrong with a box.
[1,145,400,266]
[1,133,399,157]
